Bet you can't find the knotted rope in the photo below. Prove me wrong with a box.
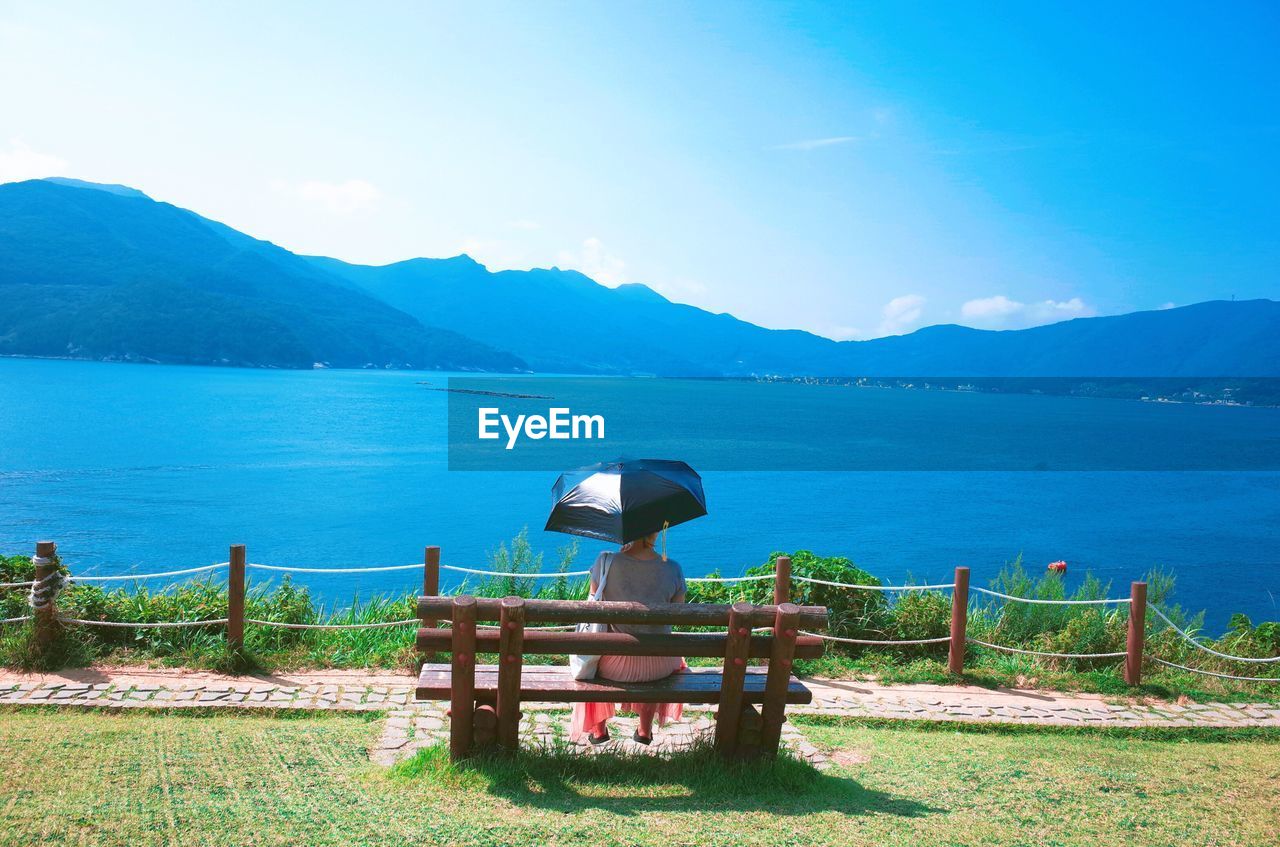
[27,557,67,613]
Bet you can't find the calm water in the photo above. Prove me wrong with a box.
[1,358,1277,630]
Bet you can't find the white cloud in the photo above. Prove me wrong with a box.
[960,295,1024,321]
[773,135,861,152]
[877,294,927,336]
[960,295,1094,329]
[1158,301,1177,310]
[272,178,381,215]
[775,110,893,152]
[556,237,626,286]
[0,139,68,184]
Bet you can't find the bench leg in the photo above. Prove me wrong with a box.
[737,703,763,759]
[760,604,800,758]
[449,597,477,762]
[473,704,498,749]
[714,603,753,757]
[496,597,526,752]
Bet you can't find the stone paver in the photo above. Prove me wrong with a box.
[11,667,1269,728]
[799,678,1280,728]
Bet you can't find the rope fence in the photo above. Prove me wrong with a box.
[69,563,228,582]
[966,637,1127,660]
[1150,658,1280,683]
[441,564,591,578]
[58,617,230,629]
[802,630,951,646]
[27,569,63,613]
[793,575,955,591]
[6,560,954,593]
[7,542,1277,687]
[244,618,418,630]
[970,586,1128,606]
[247,562,423,575]
[1146,604,1280,664]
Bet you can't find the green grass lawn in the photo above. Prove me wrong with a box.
[1,709,1276,846]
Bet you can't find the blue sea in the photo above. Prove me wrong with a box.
[1,358,1277,631]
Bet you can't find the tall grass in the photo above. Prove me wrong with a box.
[458,531,586,600]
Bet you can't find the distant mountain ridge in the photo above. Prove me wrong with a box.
[315,253,1280,376]
[833,301,1280,376]
[0,179,525,371]
[308,253,853,375]
[1,177,1277,376]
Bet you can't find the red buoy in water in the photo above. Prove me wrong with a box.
[1047,560,1067,573]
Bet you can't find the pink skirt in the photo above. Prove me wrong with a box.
[569,654,687,741]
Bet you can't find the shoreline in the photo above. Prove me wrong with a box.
[4,355,1277,410]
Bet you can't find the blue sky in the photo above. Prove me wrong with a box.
[1,1,1277,339]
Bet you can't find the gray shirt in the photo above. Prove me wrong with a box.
[590,551,687,635]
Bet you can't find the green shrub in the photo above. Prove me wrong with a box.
[0,552,35,583]
[1041,609,1126,668]
[1,553,38,620]
[688,550,891,641]
[886,590,951,656]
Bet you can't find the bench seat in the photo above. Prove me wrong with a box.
[417,663,813,705]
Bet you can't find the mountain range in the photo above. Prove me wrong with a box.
[0,179,522,371]
[2,178,1277,377]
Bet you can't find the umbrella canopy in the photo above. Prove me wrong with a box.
[544,459,707,544]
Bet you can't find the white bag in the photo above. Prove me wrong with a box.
[569,552,614,680]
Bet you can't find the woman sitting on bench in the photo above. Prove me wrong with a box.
[570,531,688,746]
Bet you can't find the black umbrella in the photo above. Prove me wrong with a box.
[544,459,707,544]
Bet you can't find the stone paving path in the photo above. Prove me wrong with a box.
[2,667,1276,768]
[4,668,1275,728]
[799,678,1280,727]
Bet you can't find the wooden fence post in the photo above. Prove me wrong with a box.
[774,556,791,605]
[1125,581,1147,686]
[948,566,970,676]
[32,540,59,650]
[449,595,477,761]
[227,544,245,650]
[423,546,440,599]
[714,602,753,757]
[422,546,441,642]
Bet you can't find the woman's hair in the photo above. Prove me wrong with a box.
[621,532,657,552]
[622,531,669,560]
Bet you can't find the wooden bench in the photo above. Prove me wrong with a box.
[415,595,829,760]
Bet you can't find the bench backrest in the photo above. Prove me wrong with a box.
[415,595,829,659]
[417,596,828,628]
